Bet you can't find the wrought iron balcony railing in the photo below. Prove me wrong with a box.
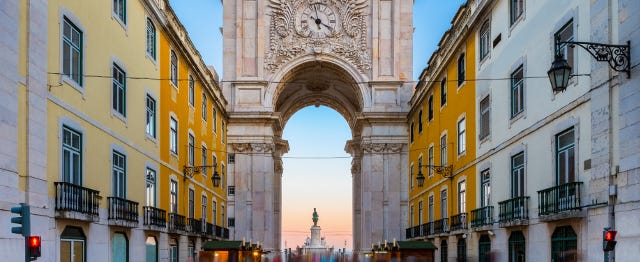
[187,218,202,234]
[450,213,467,231]
[538,182,583,216]
[433,218,449,234]
[223,227,229,239]
[205,222,214,236]
[405,225,421,239]
[54,182,100,216]
[498,196,529,223]
[216,225,224,238]
[169,213,186,232]
[471,206,494,228]
[143,206,167,228]
[108,197,139,222]
[422,222,433,236]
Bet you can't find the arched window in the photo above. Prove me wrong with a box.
[145,236,157,262]
[509,231,526,262]
[551,226,577,262]
[457,238,466,262]
[479,234,491,262]
[61,226,86,262]
[440,240,448,262]
[112,232,128,262]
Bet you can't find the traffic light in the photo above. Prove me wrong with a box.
[603,229,617,251]
[28,236,42,259]
[10,203,30,237]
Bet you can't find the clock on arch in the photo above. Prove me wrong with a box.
[295,1,338,38]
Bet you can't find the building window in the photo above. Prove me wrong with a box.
[552,226,577,262]
[457,118,466,155]
[418,110,423,133]
[221,206,225,227]
[480,20,491,60]
[60,227,85,262]
[440,79,447,106]
[188,189,194,218]
[410,205,414,227]
[441,240,448,262]
[145,168,156,207]
[418,156,423,182]
[511,65,524,118]
[457,54,465,86]
[228,186,235,196]
[440,134,448,166]
[509,231,526,262]
[112,150,126,198]
[428,195,434,222]
[510,0,524,26]
[479,96,490,140]
[170,50,178,86]
[212,107,218,132]
[221,121,225,142]
[212,154,217,175]
[428,146,434,177]
[228,218,235,227]
[212,201,217,225]
[410,122,415,142]
[146,19,156,59]
[113,0,126,24]
[440,189,447,219]
[410,164,414,189]
[202,146,208,176]
[62,126,82,185]
[188,241,196,262]
[428,95,434,120]
[62,18,83,86]
[555,20,575,75]
[458,181,466,213]
[418,201,423,225]
[188,134,194,166]
[511,152,525,197]
[202,93,207,120]
[146,95,156,138]
[170,180,177,213]
[145,236,157,262]
[112,64,126,116]
[169,239,178,262]
[169,117,178,154]
[479,234,491,262]
[457,238,467,262]
[228,153,235,164]
[112,232,128,262]
[202,195,208,224]
[556,128,575,185]
[188,75,195,106]
[481,169,491,207]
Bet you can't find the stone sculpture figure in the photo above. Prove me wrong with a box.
[312,208,319,226]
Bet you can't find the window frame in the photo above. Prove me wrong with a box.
[479,20,491,60]
[511,152,525,198]
[508,231,526,262]
[457,117,466,155]
[146,18,156,60]
[481,169,491,207]
[169,117,178,154]
[457,53,466,86]
[428,195,434,222]
[170,50,178,87]
[202,146,208,177]
[145,168,156,207]
[556,127,576,185]
[62,17,83,87]
[112,0,127,25]
[188,133,195,166]
[169,180,178,213]
[428,146,434,177]
[202,92,208,121]
[112,63,127,117]
[188,75,195,106]
[428,94,434,121]
[440,78,447,107]
[145,94,156,138]
[62,125,83,185]
[188,188,194,219]
[418,110,423,133]
[112,150,127,198]
[440,189,448,219]
[440,134,448,166]
[555,20,575,78]
[112,232,129,262]
[458,180,466,213]
[479,95,491,140]
[510,0,524,26]
[510,65,525,118]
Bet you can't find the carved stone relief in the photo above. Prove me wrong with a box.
[266,0,371,73]
[361,143,404,153]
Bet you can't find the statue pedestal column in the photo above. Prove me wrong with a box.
[310,226,322,248]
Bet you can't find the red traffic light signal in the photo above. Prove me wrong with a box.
[28,236,41,258]
[603,230,617,251]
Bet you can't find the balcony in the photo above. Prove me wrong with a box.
[108,197,139,227]
[449,213,468,231]
[538,182,584,221]
[471,206,494,228]
[498,196,529,227]
[433,218,449,234]
[169,213,186,232]
[205,222,214,237]
[216,225,224,238]
[224,227,230,239]
[143,206,167,229]
[405,225,422,239]
[187,218,203,234]
[54,182,100,222]
[422,222,433,236]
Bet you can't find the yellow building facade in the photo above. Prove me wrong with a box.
[407,3,478,261]
[43,0,227,261]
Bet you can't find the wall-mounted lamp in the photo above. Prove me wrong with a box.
[416,164,454,187]
[548,37,630,92]
[183,164,222,187]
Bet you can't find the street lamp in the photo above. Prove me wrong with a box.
[416,164,454,187]
[183,164,222,188]
[548,37,630,92]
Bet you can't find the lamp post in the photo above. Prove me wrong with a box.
[183,164,222,188]
[548,37,630,92]
[415,164,454,187]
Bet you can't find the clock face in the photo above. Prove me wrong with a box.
[296,3,338,38]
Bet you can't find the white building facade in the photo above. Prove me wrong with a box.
[469,0,639,261]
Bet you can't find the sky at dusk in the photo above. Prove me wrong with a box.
[169,0,466,251]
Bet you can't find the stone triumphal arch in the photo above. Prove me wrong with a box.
[222,0,413,252]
